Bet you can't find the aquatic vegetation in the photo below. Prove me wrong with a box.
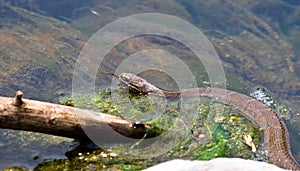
[46,88,263,170]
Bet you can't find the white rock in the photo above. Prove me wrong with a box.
[144,158,288,171]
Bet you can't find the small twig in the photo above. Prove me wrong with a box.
[12,90,23,107]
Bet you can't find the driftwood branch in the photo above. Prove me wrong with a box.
[0,91,151,142]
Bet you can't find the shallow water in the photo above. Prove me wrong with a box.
[1,0,300,169]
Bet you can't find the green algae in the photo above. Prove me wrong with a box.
[40,87,265,170]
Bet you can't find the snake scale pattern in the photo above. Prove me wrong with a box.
[116,73,300,170]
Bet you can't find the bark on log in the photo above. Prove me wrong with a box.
[0,91,150,142]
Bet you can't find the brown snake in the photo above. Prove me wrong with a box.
[108,72,300,170]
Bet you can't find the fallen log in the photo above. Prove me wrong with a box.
[0,91,151,142]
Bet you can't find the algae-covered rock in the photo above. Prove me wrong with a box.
[41,88,263,170]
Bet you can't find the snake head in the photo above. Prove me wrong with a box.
[119,73,162,95]
[119,73,148,93]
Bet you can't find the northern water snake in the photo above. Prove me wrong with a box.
[111,72,300,170]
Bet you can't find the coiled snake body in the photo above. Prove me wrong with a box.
[114,72,300,170]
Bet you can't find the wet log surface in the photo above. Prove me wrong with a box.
[0,91,149,142]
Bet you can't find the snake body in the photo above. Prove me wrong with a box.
[116,73,300,170]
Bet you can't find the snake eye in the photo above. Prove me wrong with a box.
[132,122,145,129]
